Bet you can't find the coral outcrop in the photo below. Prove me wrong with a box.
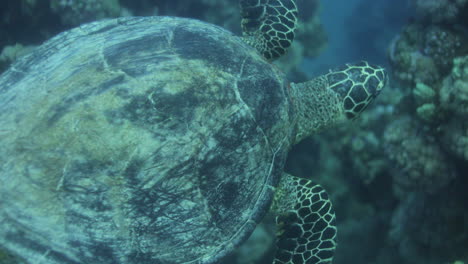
[389,24,467,85]
[440,56,468,116]
[384,117,456,195]
[411,0,468,23]
[391,186,468,264]
[50,0,122,25]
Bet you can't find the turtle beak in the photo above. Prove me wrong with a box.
[372,64,387,95]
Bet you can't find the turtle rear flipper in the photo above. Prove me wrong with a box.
[273,174,337,264]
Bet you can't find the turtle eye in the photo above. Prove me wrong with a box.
[327,61,387,119]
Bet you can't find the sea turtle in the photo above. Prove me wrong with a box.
[0,0,387,264]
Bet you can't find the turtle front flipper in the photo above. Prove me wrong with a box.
[240,0,298,61]
[272,173,337,264]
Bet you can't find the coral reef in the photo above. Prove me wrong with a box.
[440,56,468,116]
[411,0,468,23]
[439,56,468,161]
[441,119,468,161]
[50,0,122,25]
[390,184,468,264]
[389,24,467,85]
[343,2,468,262]
[383,117,456,195]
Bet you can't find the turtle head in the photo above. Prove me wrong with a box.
[290,61,387,144]
[326,61,387,119]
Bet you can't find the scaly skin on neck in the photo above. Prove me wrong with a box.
[290,76,347,144]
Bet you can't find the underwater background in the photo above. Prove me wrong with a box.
[1,0,467,263]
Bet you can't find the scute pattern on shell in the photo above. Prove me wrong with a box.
[0,17,294,264]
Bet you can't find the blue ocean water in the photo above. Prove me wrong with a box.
[305,0,412,75]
